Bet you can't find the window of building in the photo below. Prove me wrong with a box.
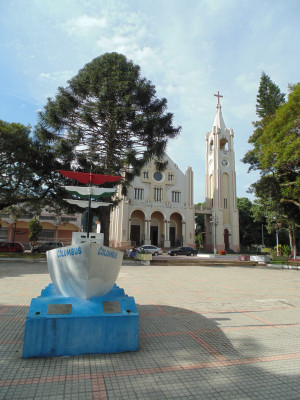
[38,229,54,241]
[134,188,144,200]
[168,173,174,181]
[40,216,56,220]
[224,197,228,209]
[153,171,163,181]
[0,227,8,240]
[143,171,148,179]
[172,191,181,202]
[154,187,163,202]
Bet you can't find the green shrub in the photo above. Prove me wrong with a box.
[281,244,291,257]
[262,247,272,254]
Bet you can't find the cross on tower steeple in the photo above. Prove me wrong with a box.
[214,91,223,106]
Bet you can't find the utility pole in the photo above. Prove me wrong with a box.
[210,214,219,255]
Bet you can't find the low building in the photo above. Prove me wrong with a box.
[0,211,81,247]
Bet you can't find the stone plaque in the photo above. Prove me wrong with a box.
[47,304,72,315]
[103,301,121,314]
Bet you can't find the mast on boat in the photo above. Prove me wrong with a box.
[58,170,122,238]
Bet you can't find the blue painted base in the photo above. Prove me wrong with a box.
[22,284,139,358]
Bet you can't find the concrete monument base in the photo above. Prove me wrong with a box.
[22,283,139,358]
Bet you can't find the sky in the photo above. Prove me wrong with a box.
[1,0,299,203]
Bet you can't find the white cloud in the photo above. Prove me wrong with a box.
[38,70,74,82]
[38,72,51,80]
[62,14,107,36]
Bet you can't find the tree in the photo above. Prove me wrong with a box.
[28,217,43,244]
[0,120,74,212]
[256,72,286,119]
[237,197,261,247]
[194,202,206,248]
[251,175,299,256]
[250,193,287,255]
[236,197,276,249]
[0,120,35,210]
[243,74,299,257]
[242,72,285,170]
[37,52,181,245]
[258,83,300,208]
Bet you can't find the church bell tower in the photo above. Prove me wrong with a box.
[204,92,240,253]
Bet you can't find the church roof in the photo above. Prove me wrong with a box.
[212,104,227,132]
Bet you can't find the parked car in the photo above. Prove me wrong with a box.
[168,246,198,256]
[136,245,163,256]
[31,242,64,253]
[0,242,25,253]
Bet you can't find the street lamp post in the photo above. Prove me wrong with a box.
[210,214,219,255]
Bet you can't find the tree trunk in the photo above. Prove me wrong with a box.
[276,230,279,256]
[292,222,296,259]
[288,224,293,250]
[288,223,297,259]
[97,207,111,247]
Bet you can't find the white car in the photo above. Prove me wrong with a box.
[136,245,163,256]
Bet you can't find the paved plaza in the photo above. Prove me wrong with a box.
[0,259,300,399]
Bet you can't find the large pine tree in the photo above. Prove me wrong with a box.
[256,72,286,119]
[37,52,181,244]
[242,72,286,170]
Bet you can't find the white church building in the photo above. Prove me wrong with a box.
[109,93,240,252]
[109,154,195,249]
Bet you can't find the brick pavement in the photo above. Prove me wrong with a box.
[0,259,300,399]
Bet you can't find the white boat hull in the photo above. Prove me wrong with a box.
[47,242,123,299]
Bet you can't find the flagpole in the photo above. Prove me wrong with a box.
[86,169,93,238]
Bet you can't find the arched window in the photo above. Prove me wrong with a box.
[220,138,228,151]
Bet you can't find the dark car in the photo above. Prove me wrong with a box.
[0,242,25,253]
[168,246,198,256]
[31,241,64,253]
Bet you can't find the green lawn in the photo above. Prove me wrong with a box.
[0,252,46,259]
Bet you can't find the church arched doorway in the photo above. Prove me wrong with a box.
[130,210,145,246]
[224,228,230,251]
[169,212,183,247]
[150,211,164,246]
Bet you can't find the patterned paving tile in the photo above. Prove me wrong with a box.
[0,261,300,399]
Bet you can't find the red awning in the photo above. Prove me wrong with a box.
[58,170,122,185]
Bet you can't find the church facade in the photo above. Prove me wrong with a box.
[109,154,195,249]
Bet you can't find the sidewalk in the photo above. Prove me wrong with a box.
[0,259,300,399]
